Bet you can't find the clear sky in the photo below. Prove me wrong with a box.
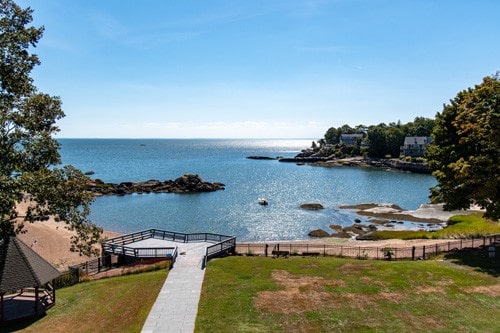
[19,0,500,139]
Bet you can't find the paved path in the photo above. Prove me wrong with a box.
[142,242,209,333]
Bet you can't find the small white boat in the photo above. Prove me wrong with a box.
[258,198,269,205]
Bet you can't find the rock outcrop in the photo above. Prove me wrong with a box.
[86,174,225,196]
[300,203,325,210]
[246,156,278,160]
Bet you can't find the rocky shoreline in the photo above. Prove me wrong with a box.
[86,174,225,196]
[280,156,430,173]
[248,150,430,174]
[304,202,484,240]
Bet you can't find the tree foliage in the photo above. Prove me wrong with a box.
[426,74,500,219]
[0,0,101,255]
[321,118,435,158]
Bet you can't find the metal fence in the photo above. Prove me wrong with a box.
[235,234,500,260]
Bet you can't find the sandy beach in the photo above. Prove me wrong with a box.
[17,220,121,271]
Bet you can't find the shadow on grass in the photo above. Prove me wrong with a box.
[444,245,499,277]
[0,314,45,333]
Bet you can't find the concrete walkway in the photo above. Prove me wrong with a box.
[141,242,209,333]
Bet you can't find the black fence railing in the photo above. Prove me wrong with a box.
[102,229,236,268]
[206,236,237,260]
[235,234,500,260]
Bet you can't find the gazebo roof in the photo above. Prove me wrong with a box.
[0,236,61,293]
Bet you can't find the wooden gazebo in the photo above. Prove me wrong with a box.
[0,236,61,325]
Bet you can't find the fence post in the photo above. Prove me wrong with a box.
[376,247,379,260]
[460,239,462,249]
[412,246,415,260]
[435,243,438,256]
[98,257,101,273]
[265,244,268,257]
[423,246,426,260]
[483,236,486,247]
[323,244,326,257]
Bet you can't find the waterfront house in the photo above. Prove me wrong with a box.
[400,136,432,157]
[339,134,364,146]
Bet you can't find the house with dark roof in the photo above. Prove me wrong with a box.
[340,134,364,146]
[400,136,432,157]
[0,236,61,325]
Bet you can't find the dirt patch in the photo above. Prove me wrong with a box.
[254,270,344,314]
[338,262,375,274]
[375,292,405,303]
[415,286,446,294]
[462,284,500,297]
[254,270,405,315]
[396,312,446,330]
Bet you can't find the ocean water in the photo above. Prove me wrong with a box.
[58,139,437,241]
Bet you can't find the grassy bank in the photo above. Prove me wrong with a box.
[197,256,499,332]
[6,269,168,333]
[362,214,500,240]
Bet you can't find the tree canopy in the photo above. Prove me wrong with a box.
[426,74,500,219]
[1,0,101,255]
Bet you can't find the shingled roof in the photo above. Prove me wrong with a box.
[0,237,61,293]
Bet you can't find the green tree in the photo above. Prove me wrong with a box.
[427,74,500,219]
[407,117,436,137]
[385,127,405,158]
[367,124,388,158]
[324,127,340,144]
[1,0,101,255]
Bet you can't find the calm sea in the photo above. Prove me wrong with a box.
[58,139,437,241]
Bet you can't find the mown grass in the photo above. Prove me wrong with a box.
[4,269,168,333]
[363,214,500,240]
[197,256,500,332]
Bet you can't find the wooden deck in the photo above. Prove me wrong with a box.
[1,289,54,325]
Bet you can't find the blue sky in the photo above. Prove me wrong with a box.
[19,0,499,138]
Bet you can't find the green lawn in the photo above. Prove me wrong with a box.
[5,269,168,333]
[363,214,500,240]
[197,256,500,332]
[4,245,499,332]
